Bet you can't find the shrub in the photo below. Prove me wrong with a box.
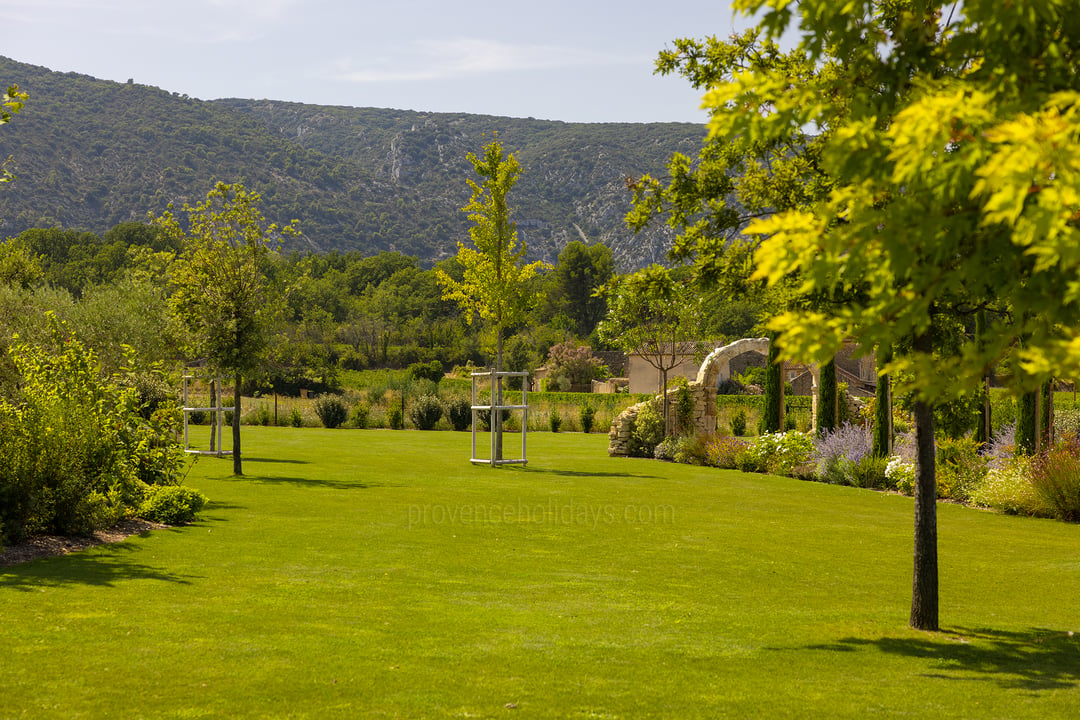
[409,394,444,431]
[447,397,472,431]
[628,401,665,458]
[743,431,815,477]
[545,341,607,388]
[674,378,694,435]
[654,436,678,461]
[188,408,206,425]
[885,456,916,494]
[850,455,889,489]
[549,407,563,433]
[289,407,304,428]
[139,485,207,525]
[580,404,596,434]
[0,318,184,543]
[969,455,1040,515]
[1029,437,1080,521]
[705,434,747,469]
[388,406,404,430]
[351,402,370,429]
[314,395,348,429]
[247,404,272,426]
[814,422,873,485]
[673,434,708,465]
[936,435,987,501]
[730,408,747,436]
[408,360,444,384]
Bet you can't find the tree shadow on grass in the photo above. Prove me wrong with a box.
[223,474,386,490]
[244,457,309,465]
[808,627,1080,692]
[522,467,662,480]
[0,541,200,591]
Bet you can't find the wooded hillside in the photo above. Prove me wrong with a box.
[0,56,703,269]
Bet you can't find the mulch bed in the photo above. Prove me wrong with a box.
[0,518,165,568]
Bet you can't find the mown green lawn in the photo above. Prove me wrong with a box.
[3,428,1079,719]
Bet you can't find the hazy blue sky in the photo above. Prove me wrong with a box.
[0,0,761,124]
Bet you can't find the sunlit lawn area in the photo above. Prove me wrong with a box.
[3,427,1079,718]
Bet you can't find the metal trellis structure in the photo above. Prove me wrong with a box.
[182,375,233,457]
[470,370,529,466]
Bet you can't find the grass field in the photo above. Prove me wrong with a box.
[3,428,1079,719]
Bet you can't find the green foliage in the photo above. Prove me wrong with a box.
[969,456,1040,516]
[388,406,404,430]
[408,394,444,431]
[0,316,184,543]
[407,360,444,384]
[886,457,916,496]
[704,434,748,469]
[730,408,748,436]
[673,377,694,436]
[672,434,709,465]
[742,431,816,478]
[544,341,607,389]
[435,139,548,347]
[548,407,562,433]
[138,484,207,525]
[539,240,614,337]
[817,357,837,435]
[579,404,596,434]
[934,392,984,441]
[935,436,989,502]
[763,335,783,434]
[446,396,472,431]
[314,395,348,429]
[628,401,665,458]
[1029,438,1080,522]
[289,407,304,428]
[350,402,370,429]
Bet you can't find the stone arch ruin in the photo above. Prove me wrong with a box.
[609,337,820,456]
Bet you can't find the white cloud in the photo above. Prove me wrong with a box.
[335,37,639,84]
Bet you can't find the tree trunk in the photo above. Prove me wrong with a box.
[817,356,837,436]
[494,328,504,462]
[873,343,893,457]
[209,379,218,453]
[233,374,243,476]
[909,333,938,631]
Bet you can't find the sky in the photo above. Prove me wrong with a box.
[0,0,761,124]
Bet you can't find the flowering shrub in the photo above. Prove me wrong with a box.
[814,422,873,485]
[741,431,815,477]
[705,434,747,469]
[885,456,915,495]
[968,456,1039,515]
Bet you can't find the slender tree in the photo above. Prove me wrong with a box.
[436,138,547,461]
[154,182,297,475]
[598,265,704,433]
[816,356,837,436]
[712,0,1080,630]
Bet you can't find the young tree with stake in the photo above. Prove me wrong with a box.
[436,139,547,461]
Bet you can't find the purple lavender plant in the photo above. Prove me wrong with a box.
[814,422,873,482]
